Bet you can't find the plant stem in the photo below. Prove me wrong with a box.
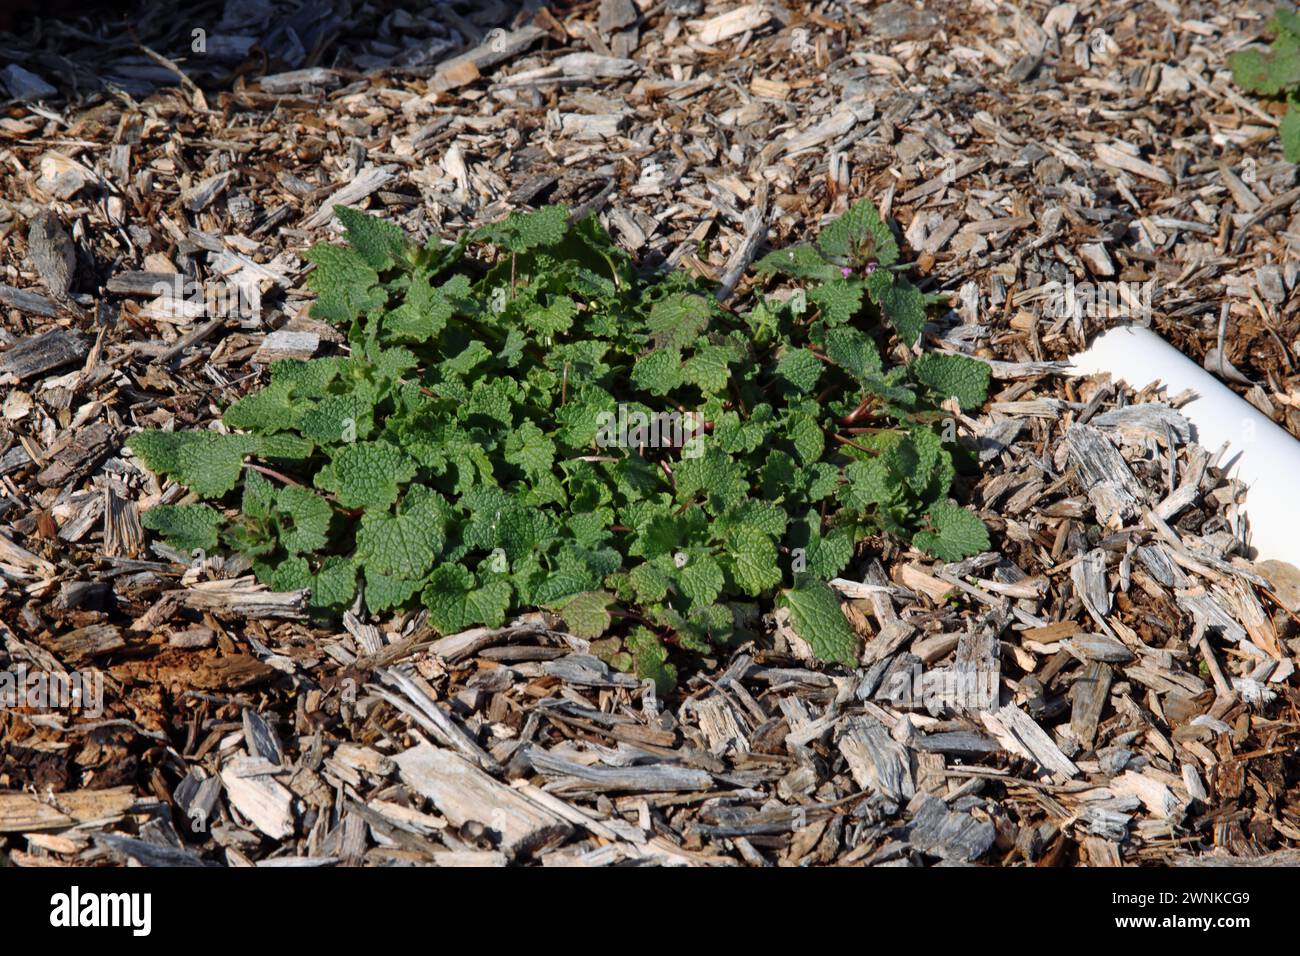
[830,433,880,455]
[244,463,305,487]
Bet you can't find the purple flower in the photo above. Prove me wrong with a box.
[864,260,879,275]
[841,267,853,278]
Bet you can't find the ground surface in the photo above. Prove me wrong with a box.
[1,0,1299,867]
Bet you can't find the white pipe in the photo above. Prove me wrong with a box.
[1068,325,1300,567]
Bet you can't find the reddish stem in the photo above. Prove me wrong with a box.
[830,433,879,455]
[244,463,305,487]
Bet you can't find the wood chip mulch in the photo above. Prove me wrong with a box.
[2,0,1300,867]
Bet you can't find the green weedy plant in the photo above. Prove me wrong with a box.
[129,199,991,691]
[1230,5,1300,162]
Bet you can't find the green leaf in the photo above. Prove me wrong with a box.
[364,568,423,613]
[631,348,683,395]
[223,382,300,433]
[645,292,712,349]
[256,433,315,460]
[841,457,898,511]
[140,504,223,553]
[775,348,823,393]
[504,421,556,477]
[525,296,577,336]
[786,412,824,464]
[317,441,417,509]
[809,279,864,325]
[270,555,357,611]
[270,357,343,397]
[423,565,512,633]
[678,553,724,604]
[674,447,748,513]
[912,501,990,562]
[128,430,259,498]
[354,484,447,579]
[310,557,358,611]
[909,352,990,410]
[554,590,614,638]
[1282,101,1300,163]
[383,271,454,343]
[304,244,386,325]
[470,204,570,252]
[629,561,672,603]
[754,243,840,281]
[824,326,883,381]
[907,426,955,501]
[682,343,738,394]
[781,582,857,666]
[269,555,312,592]
[1278,8,1300,40]
[795,513,855,580]
[276,485,333,554]
[729,525,782,596]
[1230,35,1300,96]
[874,274,927,347]
[242,470,276,520]
[627,627,677,695]
[298,394,374,445]
[336,205,406,271]
[815,198,899,268]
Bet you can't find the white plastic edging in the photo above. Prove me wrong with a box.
[1068,324,1300,568]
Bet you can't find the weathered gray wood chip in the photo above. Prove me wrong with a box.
[987,704,1079,777]
[527,749,715,792]
[94,833,214,867]
[394,743,572,858]
[1065,423,1146,521]
[905,795,996,863]
[0,328,87,379]
[835,715,915,801]
[1091,403,1191,442]
[1063,632,1133,663]
[1069,661,1113,748]
[543,653,641,688]
[914,731,1000,755]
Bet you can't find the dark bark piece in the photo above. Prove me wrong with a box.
[0,284,60,317]
[37,421,116,488]
[54,580,112,611]
[0,327,86,378]
[106,271,179,296]
[906,794,996,863]
[510,172,561,206]
[0,445,32,476]
[243,708,286,765]
[915,731,1001,755]
[95,833,213,867]
[45,623,124,660]
[27,211,77,299]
